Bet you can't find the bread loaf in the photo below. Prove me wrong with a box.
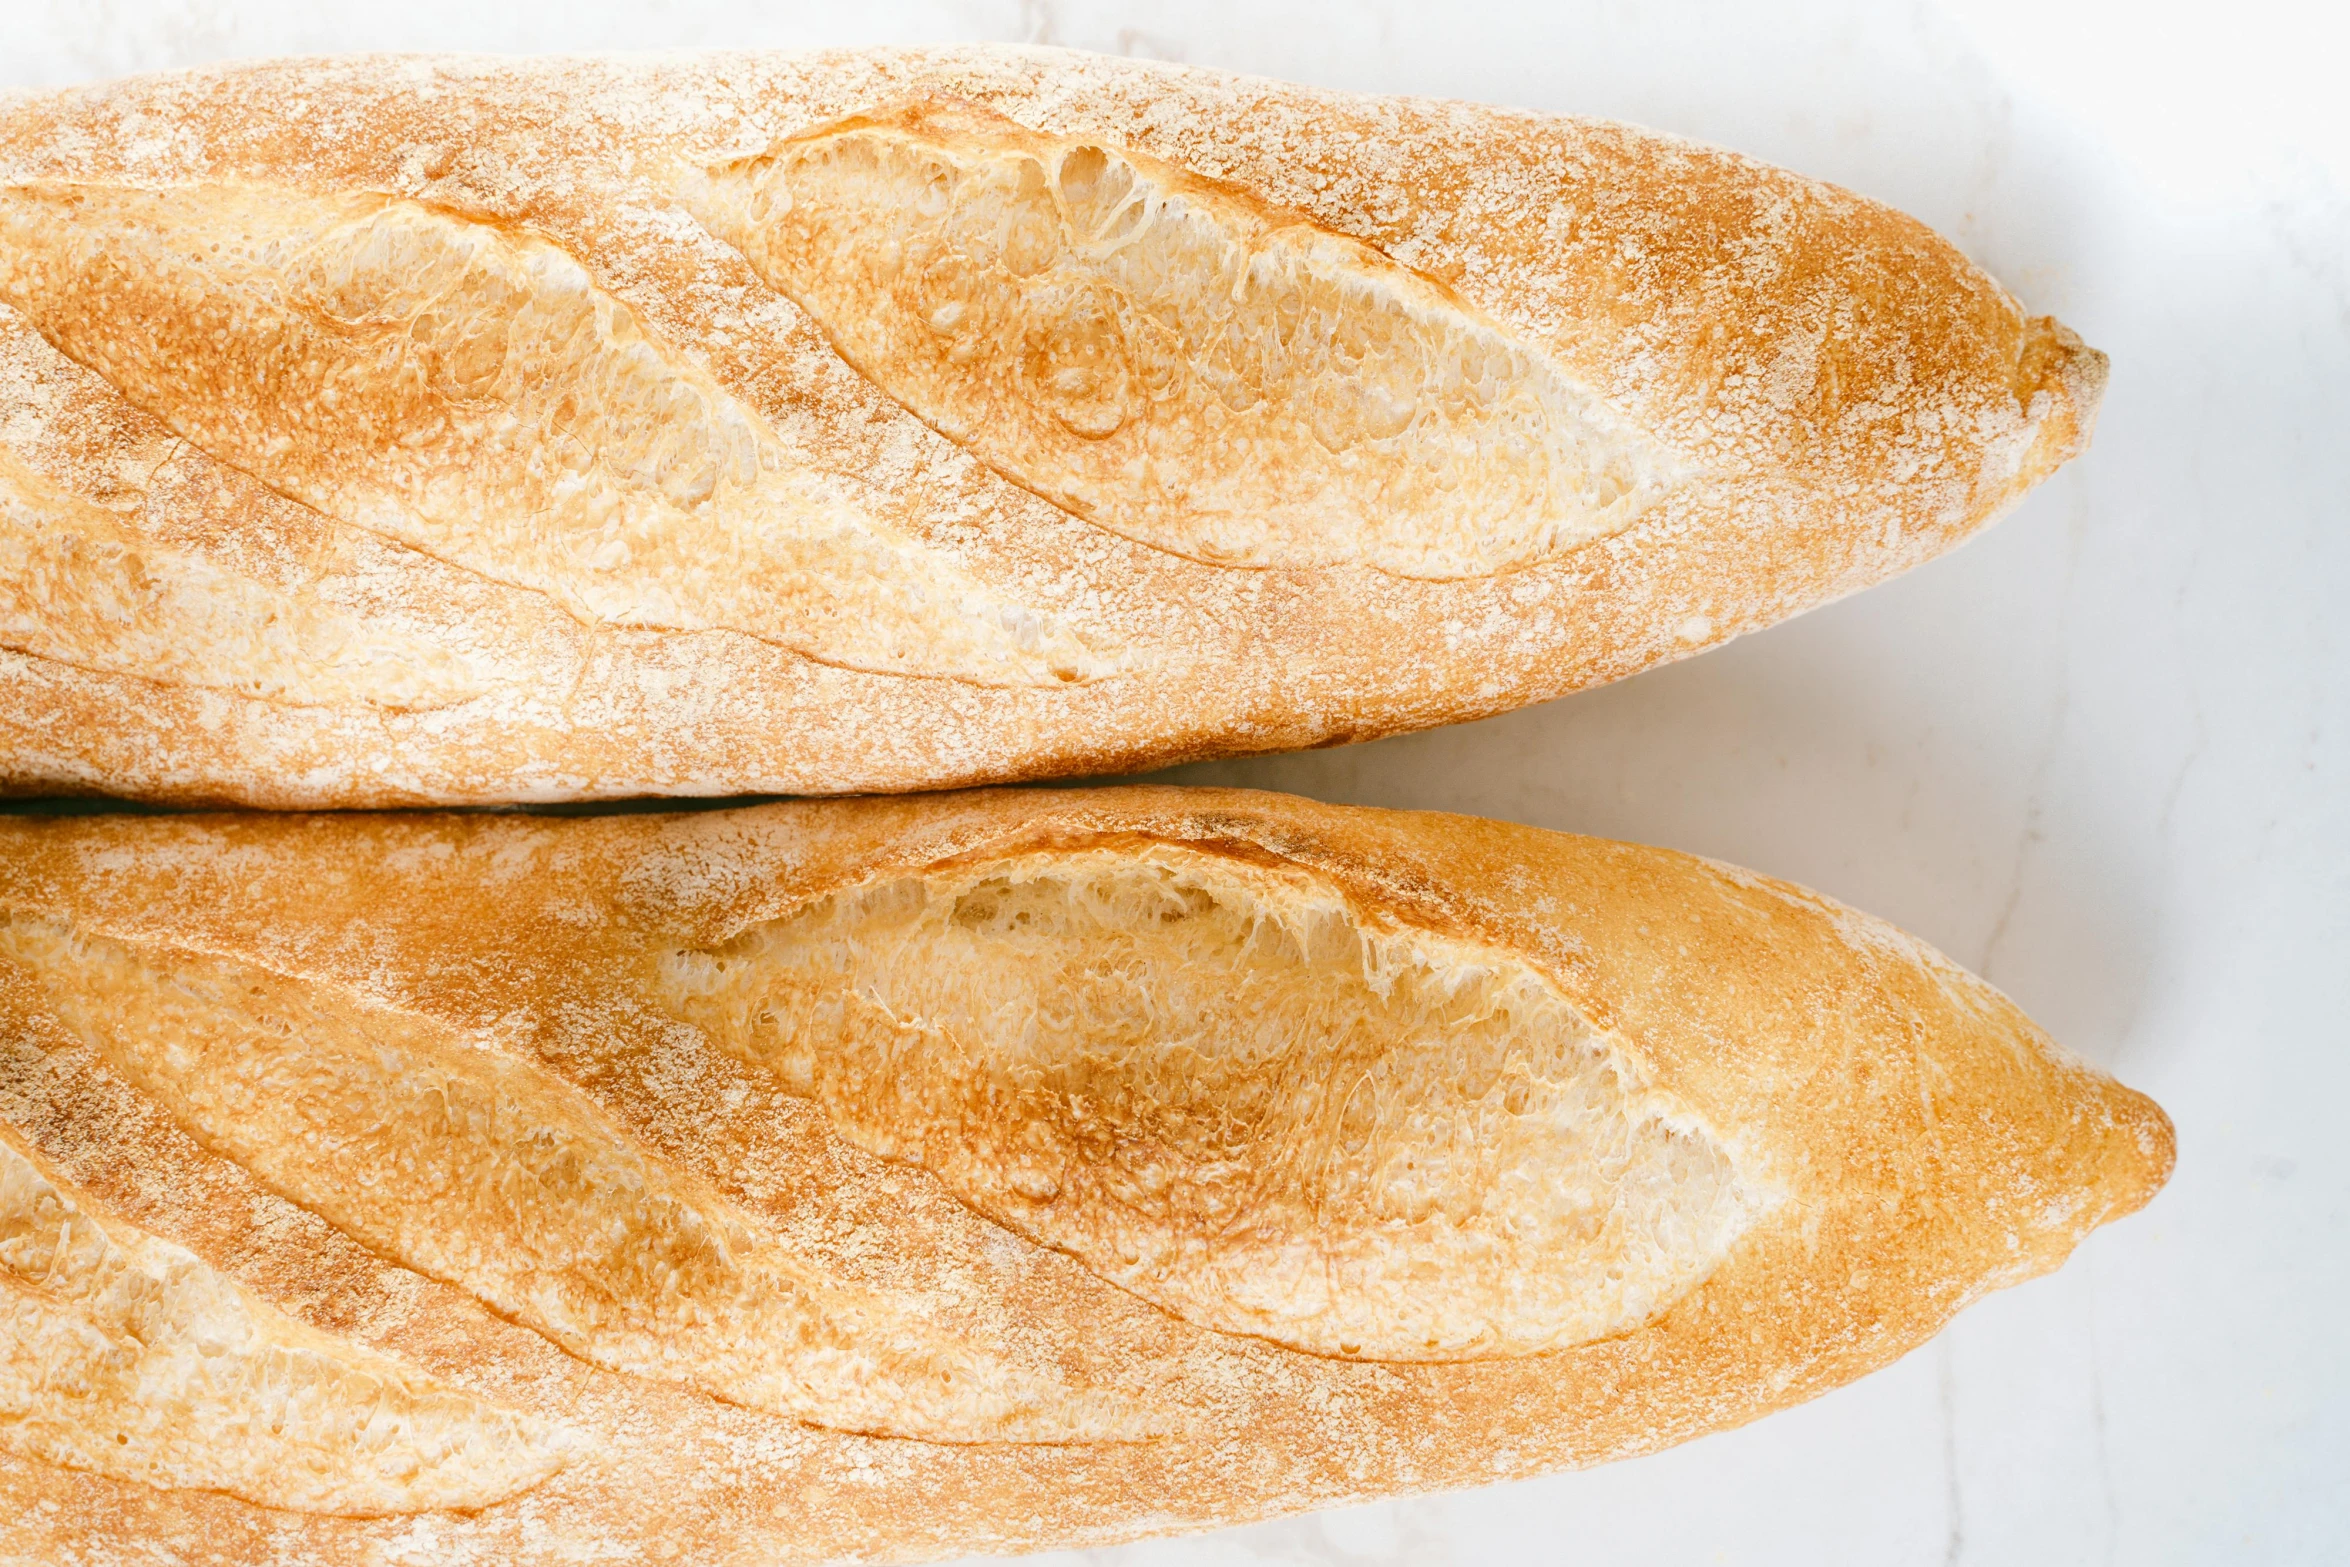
[0,788,2171,1562]
[0,47,2103,806]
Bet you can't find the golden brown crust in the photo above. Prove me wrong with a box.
[0,48,2103,806]
[0,788,2170,1562]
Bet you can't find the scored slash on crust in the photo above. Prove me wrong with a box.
[0,180,1109,690]
[690,96,1684,579]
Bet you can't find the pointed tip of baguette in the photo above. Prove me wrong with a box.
[2018,313,2111,472]
[2101,1078,2178,1221]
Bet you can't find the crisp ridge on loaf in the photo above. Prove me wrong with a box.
[0,48,2104,805]
[0,789,2172,1564]
[0,1120,561,1516]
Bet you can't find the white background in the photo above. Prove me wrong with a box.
[4,3,2344,1563]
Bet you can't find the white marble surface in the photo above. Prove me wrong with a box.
[4,2,2343,1562]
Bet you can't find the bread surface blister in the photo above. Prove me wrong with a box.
[0,46,2103,806]
[0,790,2172,1563]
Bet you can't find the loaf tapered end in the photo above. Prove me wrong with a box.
[2095,1077,2178,1224]
[2016,314,2110,479]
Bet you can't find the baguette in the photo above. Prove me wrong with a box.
[0,788,2171,1562]
[0,47,2103,806]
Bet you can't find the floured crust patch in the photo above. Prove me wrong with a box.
[0,450,481,710]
